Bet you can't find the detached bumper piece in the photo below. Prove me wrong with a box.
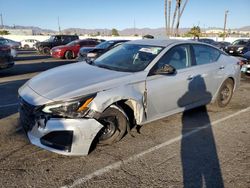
[19,97,103,156]
[26,118,103,156]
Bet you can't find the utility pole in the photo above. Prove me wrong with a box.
[223,10,229,41]
[133,18,136,36]
[58,16,61,34]
[0,13,3,29]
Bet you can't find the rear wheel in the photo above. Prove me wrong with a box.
[65,50,74,59]
[98,105,128,145]
[24,44,29,49]
[214,79,234,108]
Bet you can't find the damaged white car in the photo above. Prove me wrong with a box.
[18,39,241,155]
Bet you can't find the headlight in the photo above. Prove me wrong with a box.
[53,48,61,52]
[237,47,244,51]
[42,94,96,118]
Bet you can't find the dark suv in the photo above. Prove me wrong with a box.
[35,35,79,54]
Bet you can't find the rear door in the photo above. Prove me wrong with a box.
[191,44,225,101]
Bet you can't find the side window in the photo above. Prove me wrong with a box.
[193,45,221,65]
[156,45,190,70]
[80,41,87,46]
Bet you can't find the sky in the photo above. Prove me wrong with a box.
[0,0,249,30]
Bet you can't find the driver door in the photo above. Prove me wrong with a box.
[146,44,198,122]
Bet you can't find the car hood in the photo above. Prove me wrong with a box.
[79,47,97,54]
[26,63,146,102]
[51,45,67,50]
[227,45,246,49]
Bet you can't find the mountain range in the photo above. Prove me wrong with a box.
[2,25,250,36]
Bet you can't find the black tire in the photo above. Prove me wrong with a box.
[98,105,128,145]
[214,79,234,108]
[42,47,51,55]
[65,50,74,59]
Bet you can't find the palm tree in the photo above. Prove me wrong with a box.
[175,0,189,36]
[167,0,172,36]
[165,0,168,36]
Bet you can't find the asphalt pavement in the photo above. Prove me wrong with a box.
[0,50,249,188]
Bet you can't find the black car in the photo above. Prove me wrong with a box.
[216,41,231,50]
[224,39,250,56]
[0,44,14,69]
[35,35,79,55]
[78,40,129,61]
[191,38,219,46]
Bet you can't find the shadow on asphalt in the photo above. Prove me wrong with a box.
[0,60,76,77]
[0,79,28,119]
[178,75,224,188]
[15,55,51,61]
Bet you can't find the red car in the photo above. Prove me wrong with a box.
[51,39,100,59]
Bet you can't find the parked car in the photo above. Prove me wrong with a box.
[237,51,250,79]
[0,37,18,57]
[21,39,40,49]
[35,35,79,55]
[0,44,14,69]
[78,40,129,61]
[0,37,21,49]
[216,41,231,50]
[224,39,250,56]
[18,39,241,156]
[196,38,218,45]
[51,39,100,59]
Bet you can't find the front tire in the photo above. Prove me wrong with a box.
[65,50,74,59]
[214,79,234,108]
[98,105,128,145]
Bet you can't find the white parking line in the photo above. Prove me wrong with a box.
[0,103,18,108]
[62,106,250,188]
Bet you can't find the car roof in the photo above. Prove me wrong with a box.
[127,39,194,47]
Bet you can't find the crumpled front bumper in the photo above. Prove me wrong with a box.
[25,118,103,156]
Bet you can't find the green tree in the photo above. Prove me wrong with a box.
[111,28,119,36]
[188,26,201,39]
[0,30,10,35]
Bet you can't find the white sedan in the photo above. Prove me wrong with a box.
[21,39,39,49]
[18,39,241,156]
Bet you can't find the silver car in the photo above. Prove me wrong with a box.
[18,39,241,156]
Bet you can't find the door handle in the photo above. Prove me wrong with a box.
[219,66,225,70]
[187,75,194,80]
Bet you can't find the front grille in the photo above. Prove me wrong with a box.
[19,97,41,131]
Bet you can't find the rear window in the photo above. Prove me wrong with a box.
[193,44,221,65]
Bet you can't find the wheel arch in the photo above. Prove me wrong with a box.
[212,76,235,102]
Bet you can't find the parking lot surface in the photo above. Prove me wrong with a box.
[0,50,249,188]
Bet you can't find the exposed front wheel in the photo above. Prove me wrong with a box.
[98,105,128,145]
[214,79,234,108]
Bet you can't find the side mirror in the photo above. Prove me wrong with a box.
[154,64,176,75]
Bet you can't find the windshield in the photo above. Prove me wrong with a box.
[232,40,247,45]
[66,40,78,46]
[95,41,116,49]
[45,36,55,42]
[93,44,163,72]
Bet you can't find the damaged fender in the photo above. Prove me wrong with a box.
[90,83,146,124]
[28,118,103,156]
